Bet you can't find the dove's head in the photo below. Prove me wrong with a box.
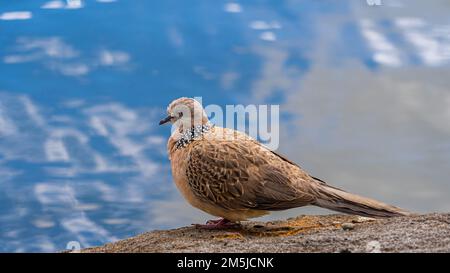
[159,97,209,132]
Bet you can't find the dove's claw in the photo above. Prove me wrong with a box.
[194,218,241,230]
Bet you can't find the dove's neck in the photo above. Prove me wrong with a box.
[168,122,213,153]
[175,123,213,149]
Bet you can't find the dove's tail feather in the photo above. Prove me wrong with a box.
[312,182,411,218]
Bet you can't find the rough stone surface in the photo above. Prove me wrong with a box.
[80,213,450,253]
[341,222,356,231]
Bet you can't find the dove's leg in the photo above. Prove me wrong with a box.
[194,218,241,229]
[205,219,222,224]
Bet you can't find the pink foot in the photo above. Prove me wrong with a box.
[193,218,241,230]
[206,219,222,225]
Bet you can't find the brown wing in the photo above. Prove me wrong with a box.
[268,148,333,188]
[185,139,315,211]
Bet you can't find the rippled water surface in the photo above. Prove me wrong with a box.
[1,0,450,252]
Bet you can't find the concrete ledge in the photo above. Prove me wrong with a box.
[80,213,450,253]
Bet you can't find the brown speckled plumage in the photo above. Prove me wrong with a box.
[161,98,411,223]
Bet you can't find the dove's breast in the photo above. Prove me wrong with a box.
[169,146,199,207]
[168,136,268,221]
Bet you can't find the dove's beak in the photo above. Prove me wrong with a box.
[159,115,172,125]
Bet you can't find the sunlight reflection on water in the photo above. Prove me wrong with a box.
[0,0,450,252]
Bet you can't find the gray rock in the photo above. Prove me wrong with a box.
[79,213,450,253]
[342,222,356,230]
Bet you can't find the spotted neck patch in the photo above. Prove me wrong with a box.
[175,123,213,150]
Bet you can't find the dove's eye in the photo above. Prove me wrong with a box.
[178,112,183,117]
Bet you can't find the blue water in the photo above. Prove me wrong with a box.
[1,0,450,252]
